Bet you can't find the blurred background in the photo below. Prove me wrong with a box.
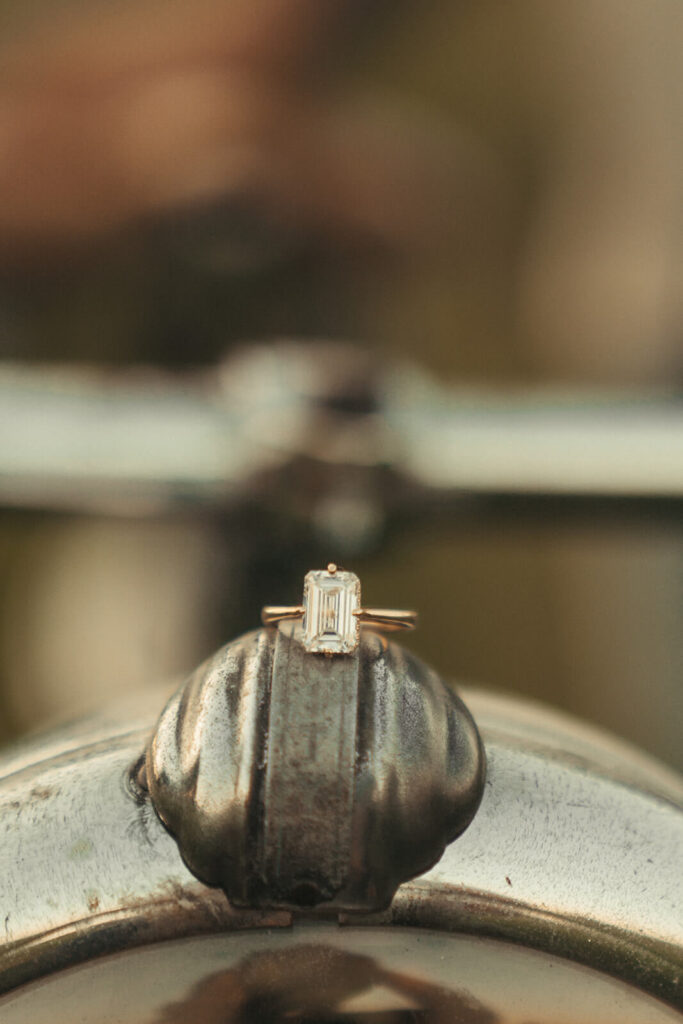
[0,0,680,766]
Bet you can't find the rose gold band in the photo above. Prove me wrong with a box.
[261,605,416,632]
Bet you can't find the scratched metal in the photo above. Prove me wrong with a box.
[261,621,360,904]
[143,626,484,911]
[0,689,681,1007]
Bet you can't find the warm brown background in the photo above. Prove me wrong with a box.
[0,0,680,766]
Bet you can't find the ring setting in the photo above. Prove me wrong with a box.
[262,564,417,655]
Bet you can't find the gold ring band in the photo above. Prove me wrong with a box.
[261,605,416,633]
[354,608,417,632]
[261,605,305,626]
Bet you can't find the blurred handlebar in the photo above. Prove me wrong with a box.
[1,342,681,524]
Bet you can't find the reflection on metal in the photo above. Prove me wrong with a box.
[141,623,484,912]
[2,932,680,1023]
[0,343,681,524]
[0,685,680,1008]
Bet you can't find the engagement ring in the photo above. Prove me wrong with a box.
[262,563,417,655]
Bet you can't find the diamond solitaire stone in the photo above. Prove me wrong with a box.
[302,568,360,654]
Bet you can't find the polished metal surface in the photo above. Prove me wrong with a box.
[1,345,681,519]
[142,624,484,911]
[1,930,680,1023]
[0,686,680,1007]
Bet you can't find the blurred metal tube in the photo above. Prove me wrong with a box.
[386,369,683,499]
[0,353,681,517]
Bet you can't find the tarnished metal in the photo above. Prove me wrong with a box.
[141,623,485,912]
[0,687,681,1010]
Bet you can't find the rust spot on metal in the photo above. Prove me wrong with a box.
[30,785,55,801]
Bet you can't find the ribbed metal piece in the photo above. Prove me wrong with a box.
[142,623,485,912]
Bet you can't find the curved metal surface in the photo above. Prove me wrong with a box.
[142,625,484,911]
[0,688,681,1008]
[1,930,681,1023]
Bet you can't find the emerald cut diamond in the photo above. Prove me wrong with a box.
[302,569,360,654]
